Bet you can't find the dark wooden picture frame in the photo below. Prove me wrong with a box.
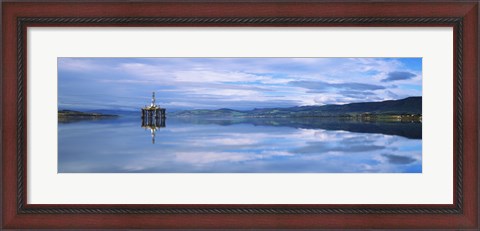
[2,1,478,229]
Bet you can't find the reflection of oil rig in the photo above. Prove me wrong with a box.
[141,92,166,144]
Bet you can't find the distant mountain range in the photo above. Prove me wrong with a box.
[58,110,118,117]
[58,109,119,123]
[171,97,422,118]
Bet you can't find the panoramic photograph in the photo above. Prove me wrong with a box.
[58,57,422,173]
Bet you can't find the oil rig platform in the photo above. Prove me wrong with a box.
[141,92,166,143]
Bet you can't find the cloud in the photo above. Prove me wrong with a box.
[338,90,378,99]
[381,71,416,82]
[290,80,385,92]
[58,58,109,72]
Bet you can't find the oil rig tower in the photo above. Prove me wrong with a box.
[141,92,166,143]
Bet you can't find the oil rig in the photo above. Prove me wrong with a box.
[141,92,166,144]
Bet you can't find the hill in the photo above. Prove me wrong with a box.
[58,110,119,123]
[171,97,422,118]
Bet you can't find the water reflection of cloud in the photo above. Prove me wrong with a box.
[174,150,294,165]
[207,138,259,146]
[58,118,422,173]
[292,142,386,154]
[382,154,417,165]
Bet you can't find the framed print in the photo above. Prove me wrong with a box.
[1,0,479,229]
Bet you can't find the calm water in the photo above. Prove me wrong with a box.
[58,115,422,173]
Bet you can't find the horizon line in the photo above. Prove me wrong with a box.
[59,96,421,112]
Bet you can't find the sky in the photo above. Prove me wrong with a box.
[58,57,422,111]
